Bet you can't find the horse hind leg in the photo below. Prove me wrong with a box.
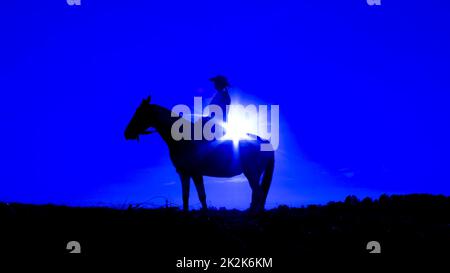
[244,172,264,212]
[261,153,275,208]
[192,175,207,211]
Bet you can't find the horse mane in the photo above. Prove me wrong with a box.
[149,104,188,126]
[148,104,197,142]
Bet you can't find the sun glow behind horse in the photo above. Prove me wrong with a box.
[180,99,278,151]
[220,105,259,146]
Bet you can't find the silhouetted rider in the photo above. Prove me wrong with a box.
[208,75,231,123]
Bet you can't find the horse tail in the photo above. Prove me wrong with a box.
[261,152,274,207]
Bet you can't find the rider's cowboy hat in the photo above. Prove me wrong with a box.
[209,75,230,87]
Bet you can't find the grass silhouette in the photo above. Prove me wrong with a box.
[1,194,448,264]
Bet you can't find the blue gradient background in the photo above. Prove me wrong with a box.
[1,0,449,209]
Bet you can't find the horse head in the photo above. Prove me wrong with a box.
[124,96,157,141]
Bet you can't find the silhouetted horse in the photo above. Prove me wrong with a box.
[125,97,275,211]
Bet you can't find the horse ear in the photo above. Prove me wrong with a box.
[142,96,151,104]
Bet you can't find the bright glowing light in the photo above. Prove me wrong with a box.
[220,106,258,145]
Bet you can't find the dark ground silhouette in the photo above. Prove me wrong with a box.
[1,194,449,267]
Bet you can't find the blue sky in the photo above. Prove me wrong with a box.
[1,0,449,209]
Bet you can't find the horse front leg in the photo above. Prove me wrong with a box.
[179,174,190,212]
[192,175,207,211]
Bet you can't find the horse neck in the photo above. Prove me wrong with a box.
[150,105,181,147]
